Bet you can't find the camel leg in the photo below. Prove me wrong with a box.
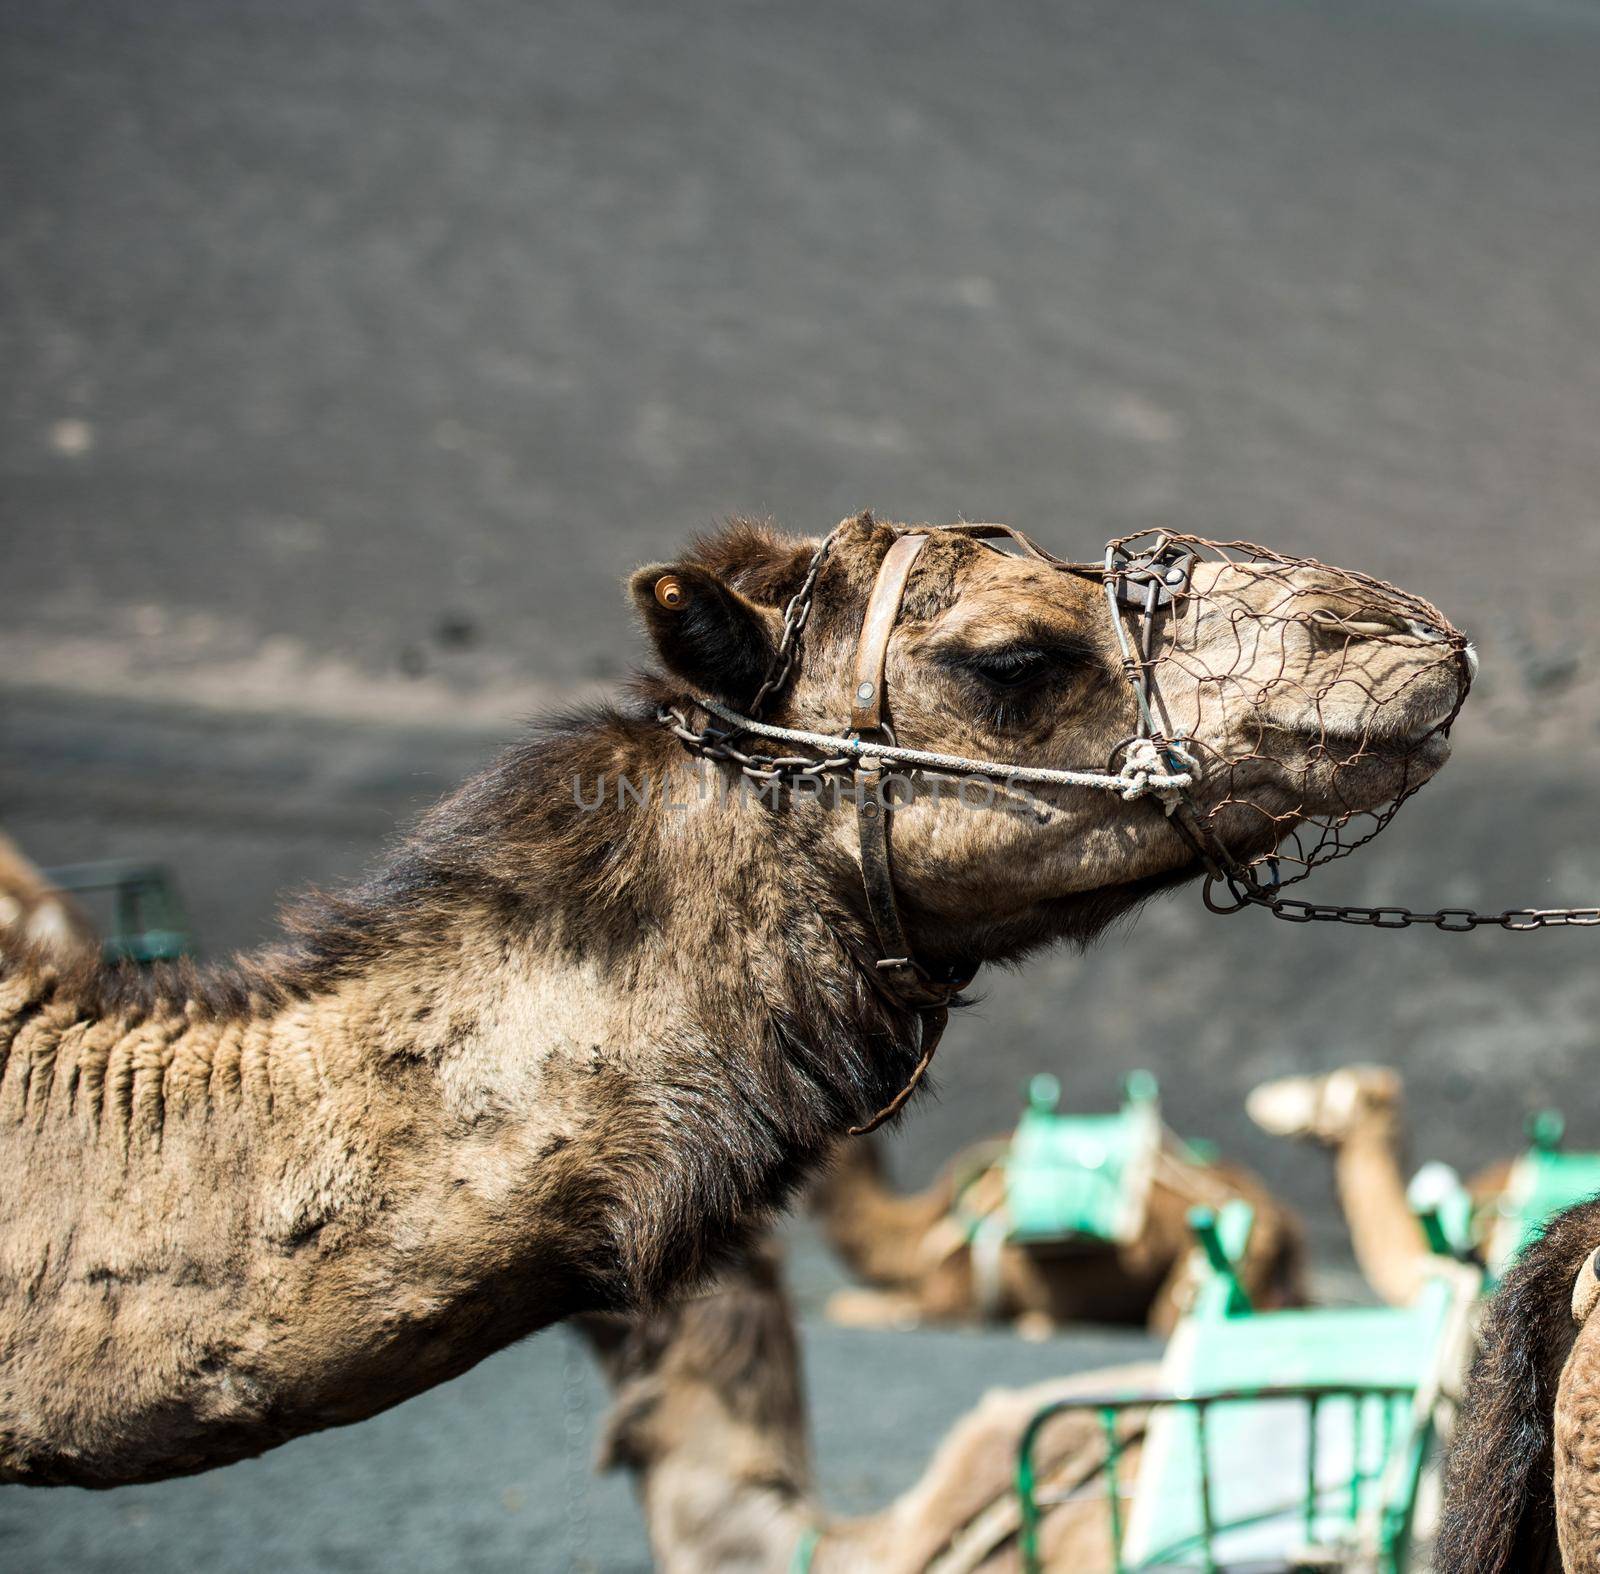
[1014,1310,1056,1342]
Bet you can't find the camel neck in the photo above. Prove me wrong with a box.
[0,706,948,1486]
[1333,1116,1426,1306]
[3,705,916,1115]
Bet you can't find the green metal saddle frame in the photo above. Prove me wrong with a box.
[42,860,191,964]
[1016,1201,1480,1573]
[1412,1110,1600,1279]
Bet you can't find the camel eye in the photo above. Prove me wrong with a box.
[965,647,1056,690]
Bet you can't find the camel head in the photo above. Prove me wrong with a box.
[1246,1064,1404,1146]
[633,515,1471,962]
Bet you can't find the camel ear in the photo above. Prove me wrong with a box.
[630,562,779,706]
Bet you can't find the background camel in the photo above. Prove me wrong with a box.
[0,514,1467,1486]
[813,1117,1304,1336]
[1247,1064,1515,1305]
[582,1243,1153,1572]
[588,1228,1471,1571]
[1268,1075,1600,1571]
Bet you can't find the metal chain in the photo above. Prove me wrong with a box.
[1203,873,1600,931]
[744,529,840,718]
[1247,890,1600,931]
[660,705,855,787]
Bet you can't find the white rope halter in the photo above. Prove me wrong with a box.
[696,697,1198,807]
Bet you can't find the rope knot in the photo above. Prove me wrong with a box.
[1116,738,1197,807]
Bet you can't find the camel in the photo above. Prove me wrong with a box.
[0,830,96,961]
[1247,1064,1514,1305]
[1434,1195,1600,1573]
[0,513,1469,1487]
[812,1118,1304,1336]
[581,1242,1155,1572]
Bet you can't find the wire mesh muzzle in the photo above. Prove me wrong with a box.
[1106,532,1472,892]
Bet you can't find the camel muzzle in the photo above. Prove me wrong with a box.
[1101,530,1474,910]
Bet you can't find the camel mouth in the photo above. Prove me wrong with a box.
[1403,726,1453,772]
[1294,725,1452,771]
[1265,667,1464,763]
[1334,725,1453,779]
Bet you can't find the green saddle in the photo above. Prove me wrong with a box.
[1411,1111,1600,1278]
[1484,1111,1600,1272]
[1015,1203,1480,1573]
[1120,1204,1478,1573]
[995,1070,1163,1247]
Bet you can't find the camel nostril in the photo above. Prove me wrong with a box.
[1311,609,1404,640]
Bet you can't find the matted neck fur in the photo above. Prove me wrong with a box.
[0,513,1465,1487]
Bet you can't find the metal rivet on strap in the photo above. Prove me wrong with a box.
[862,802,879,820]
[856,681,875,703]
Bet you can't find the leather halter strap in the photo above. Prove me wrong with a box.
[848,522,1085,1003]
[846,529,978,1135]
[940,520,1060,558]
[661,519,1122,1134]
[851,533,929,731]
[939,520,1097,576]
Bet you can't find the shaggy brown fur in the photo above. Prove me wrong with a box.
[0,513,1466,1486]
[1436,1197,1600,1572]
[812,1131,1304,1335]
